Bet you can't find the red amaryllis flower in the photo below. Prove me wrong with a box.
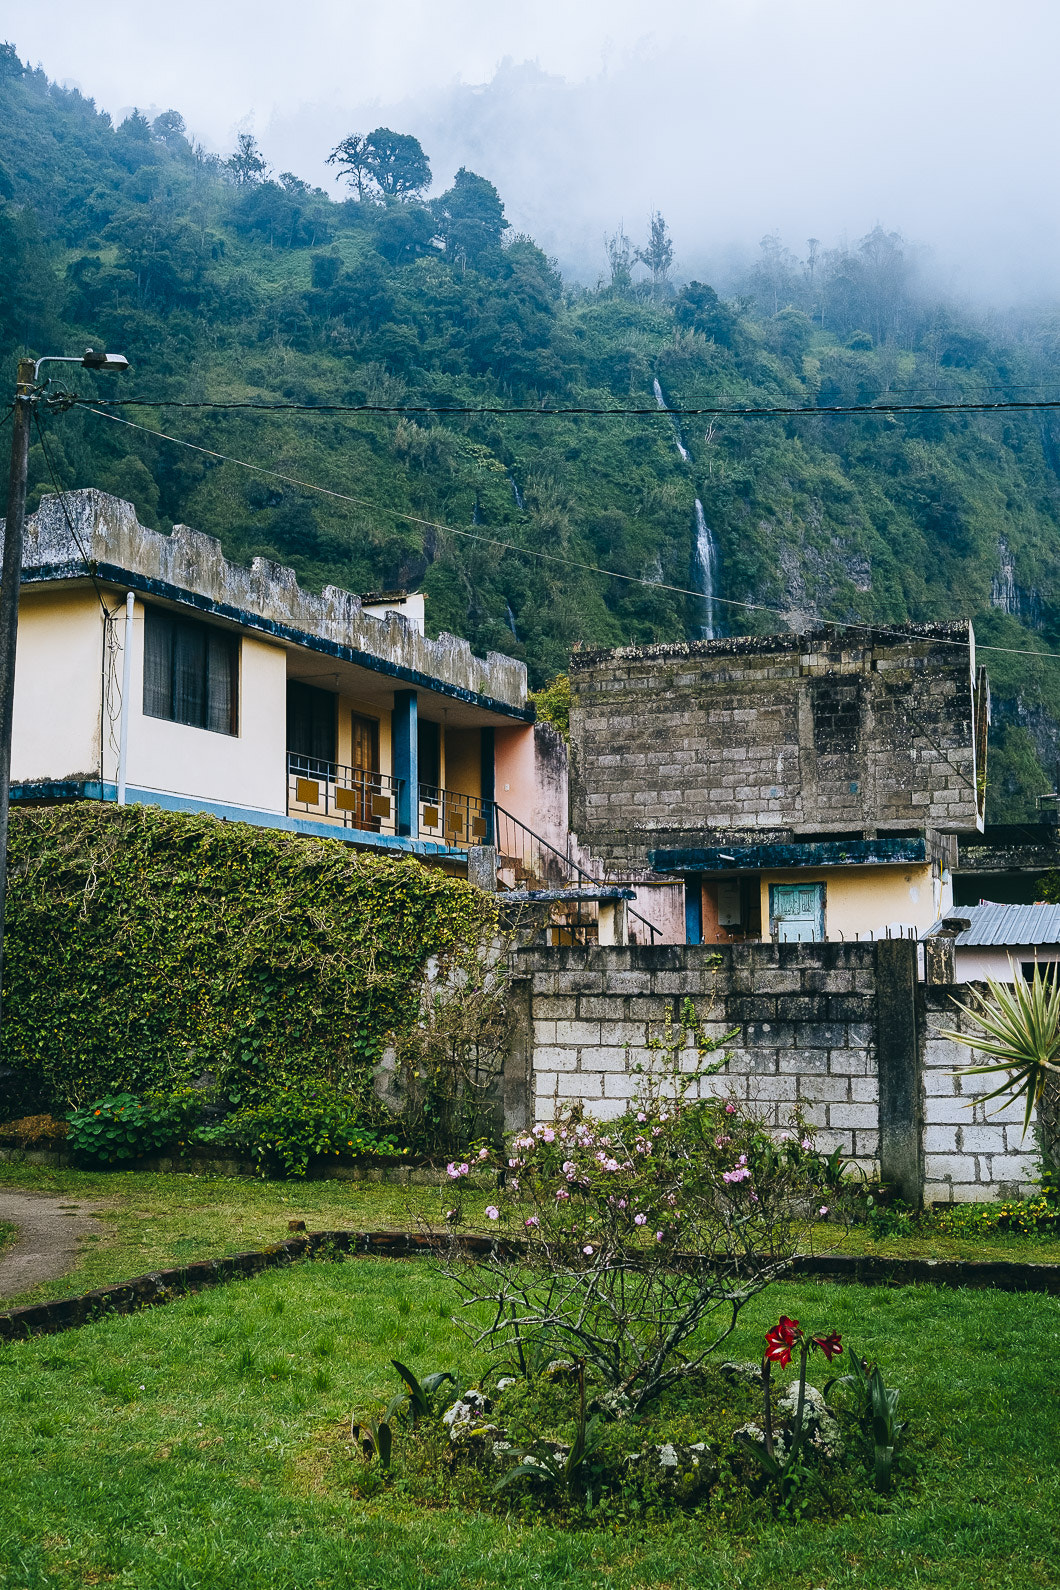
[811,1330,843,1362]
[764,1332,792,1367]
[774,1315,800,1345]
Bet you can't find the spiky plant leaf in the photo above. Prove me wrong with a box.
[939,960,1060,1137]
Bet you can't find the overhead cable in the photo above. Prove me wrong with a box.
[79,402,1060,665]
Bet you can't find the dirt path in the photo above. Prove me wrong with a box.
[0,1190,102,1300]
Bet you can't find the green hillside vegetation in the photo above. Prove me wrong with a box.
[2,42,1060,818]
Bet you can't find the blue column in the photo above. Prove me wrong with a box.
[684,876,702,945]
[392,690,418,837]
[479,727,495,843]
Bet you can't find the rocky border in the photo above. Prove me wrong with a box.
[0,1233,1057,1342]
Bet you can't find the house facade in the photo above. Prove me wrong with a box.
[568,623,990,944]
[7,491,567,876]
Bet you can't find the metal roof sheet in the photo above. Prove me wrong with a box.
[927,902,1060,946]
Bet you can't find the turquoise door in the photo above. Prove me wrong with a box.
[771,882,825,942]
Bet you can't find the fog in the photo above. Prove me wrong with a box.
[6,0,1060,301]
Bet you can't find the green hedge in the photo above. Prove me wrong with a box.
[1,803,494,1110]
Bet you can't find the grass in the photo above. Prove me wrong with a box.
[0,1258,1057,1588]
[0,1163,471,1308]
[0,1162,1058,1314]
[818,1220,1060,1266]
[0,1221,15,1257]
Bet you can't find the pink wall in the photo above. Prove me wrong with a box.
[495,722,569,857]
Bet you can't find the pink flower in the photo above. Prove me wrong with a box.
[478,1148,490,1160]
[446,1161,469,1179]
[801,1137,813,1151]
[819,1205,829,1217]
[556,1187,569,1201]
[525,1216,539,1228]
[485,1206,499,1220]
[617,1199,627,1210]
[583,1244,594,1256]
[508,1158,519,1168]
[634,1213,647,1226]
[725,1103,737,1115]
[636,1111,647,1122]
[510,1178,519,1190]
[655,1231,664,1241]
[541,1127,556,1143]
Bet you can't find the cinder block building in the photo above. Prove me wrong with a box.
[568,623,990,944]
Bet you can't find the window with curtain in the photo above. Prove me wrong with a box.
[143,606,238,735]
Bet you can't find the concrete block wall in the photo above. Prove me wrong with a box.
[518,942,882,1167]
[567,624,981,873]
[921,988,1040,1202]
[510,942,1044,1206]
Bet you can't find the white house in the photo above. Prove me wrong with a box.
[6,490,569,878]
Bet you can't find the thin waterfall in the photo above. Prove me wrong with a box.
[693,498,718,640]
[654,374,721,639]
[509,476,524,510]
[505,602,519,639]
[653,377,689,461]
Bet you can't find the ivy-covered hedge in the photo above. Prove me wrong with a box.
[0,803,495,1110]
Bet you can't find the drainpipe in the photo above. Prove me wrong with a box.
[117,592,134,806]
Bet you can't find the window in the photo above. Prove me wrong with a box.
[286,681,337,769]
[143,606,238,735]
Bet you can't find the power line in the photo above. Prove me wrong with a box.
[68,394,1060,419]
[32,412,110,620]
[68,401,1006,797]
[78,402,1060,668]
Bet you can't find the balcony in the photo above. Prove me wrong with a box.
[418,783,492,847]
[287,753,403,835]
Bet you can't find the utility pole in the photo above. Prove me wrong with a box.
[0,358,35,1017]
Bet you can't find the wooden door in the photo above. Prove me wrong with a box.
[349,713,380,829]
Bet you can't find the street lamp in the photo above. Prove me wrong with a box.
[0,348,129,1021]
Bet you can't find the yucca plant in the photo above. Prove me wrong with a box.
[940,961,1060,1164]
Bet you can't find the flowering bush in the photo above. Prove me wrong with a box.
[439,1096,835,1410]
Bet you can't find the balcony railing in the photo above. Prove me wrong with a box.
[418,784,493,847]
[288,753,402,835]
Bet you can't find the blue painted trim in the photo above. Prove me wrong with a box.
[684,879,703,945]
[9,780,462,859]
[651,837,927,873]
[392,690,418,838]
[22,560,534,724]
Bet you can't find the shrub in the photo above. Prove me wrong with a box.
[439,1094,835,1412]
[1,803,495,1112]
[67,1092,189,1163]
[194,1079,406,1177]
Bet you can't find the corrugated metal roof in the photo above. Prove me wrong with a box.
[927,902,1060,946]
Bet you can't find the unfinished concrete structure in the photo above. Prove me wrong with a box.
[568,623,989,944]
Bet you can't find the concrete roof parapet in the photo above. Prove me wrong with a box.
[13,490,530,715]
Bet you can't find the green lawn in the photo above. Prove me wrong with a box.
[0,1258,1057,1588]
[0,1164,472,1308]
[0,1221,14,1256]
[0,1163,1058,1314]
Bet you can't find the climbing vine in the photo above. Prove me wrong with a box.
[1,803,496,1111]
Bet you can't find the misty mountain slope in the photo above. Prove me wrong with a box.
[2,53,1060,819]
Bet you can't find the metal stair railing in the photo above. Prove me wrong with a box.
[491,803,659,945]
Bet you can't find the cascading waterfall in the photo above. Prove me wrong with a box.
[692,498,717,641]
[653,377,689,460]
[509,476,524,510]
[505,602,519,639]
[654,376,720,640]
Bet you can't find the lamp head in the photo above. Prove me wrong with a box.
[82,348,129,373]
